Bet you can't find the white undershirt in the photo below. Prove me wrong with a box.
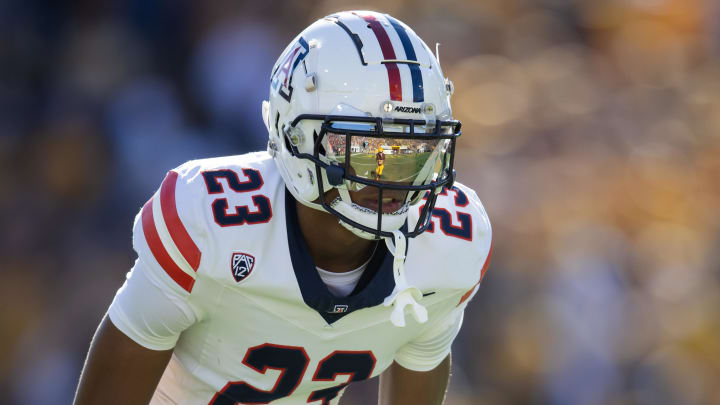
[316,263,367,297]
[316,243,379,297]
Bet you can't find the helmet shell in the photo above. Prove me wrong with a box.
[264,10,454,235]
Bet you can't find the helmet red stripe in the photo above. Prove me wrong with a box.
[358,14,403,101]
[160,171,202,271]
[141,197,195,292]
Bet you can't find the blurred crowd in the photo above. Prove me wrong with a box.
[1,0,719,404]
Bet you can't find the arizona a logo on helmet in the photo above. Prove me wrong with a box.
[270,37,310,102]
[230,252,255,283]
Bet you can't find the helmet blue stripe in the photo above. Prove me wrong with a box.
[387,16,424,103]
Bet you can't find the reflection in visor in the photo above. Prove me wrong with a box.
[324,122,451,190]
[286,112,460,238]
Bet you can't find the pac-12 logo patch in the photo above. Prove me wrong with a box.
[231,252,255,283]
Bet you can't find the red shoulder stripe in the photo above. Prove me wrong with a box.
[458,240,493,306]
[141,197,195,293]
[160,171,201,271]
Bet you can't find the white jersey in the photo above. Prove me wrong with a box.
[108,152,492,405]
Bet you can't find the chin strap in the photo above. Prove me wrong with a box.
[383,230,428,327]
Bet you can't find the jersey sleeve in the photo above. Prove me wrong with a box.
[108,258,201,350]
[108,168,210,350]
[393,303,465,372]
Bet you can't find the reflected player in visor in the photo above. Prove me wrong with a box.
[75,10,492,405]
[375,147,385,180]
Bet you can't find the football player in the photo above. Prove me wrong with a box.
[74,10,492,405]
[375,147,386,180]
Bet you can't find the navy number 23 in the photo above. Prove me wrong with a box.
[202,169,273,226]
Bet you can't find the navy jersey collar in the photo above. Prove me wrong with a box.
[284,188,396,324]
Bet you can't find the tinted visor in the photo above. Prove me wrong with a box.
[323,121,452,191]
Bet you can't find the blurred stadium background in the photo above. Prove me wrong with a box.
[1,0,719,404]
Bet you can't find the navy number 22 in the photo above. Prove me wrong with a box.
[209,345,376,404]
[420,186,473,241]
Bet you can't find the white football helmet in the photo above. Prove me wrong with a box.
[263,10,460,240]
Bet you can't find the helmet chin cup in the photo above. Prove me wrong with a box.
[338,218,381,240]
[329,195,408,240]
